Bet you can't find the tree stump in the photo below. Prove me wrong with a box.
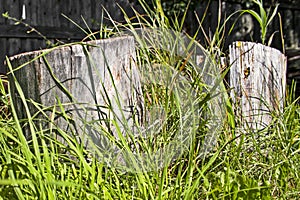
[229,41,287,132]
[8,36,144,147]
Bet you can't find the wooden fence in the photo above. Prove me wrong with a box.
[1,0,299,88]
[0,0,144,73]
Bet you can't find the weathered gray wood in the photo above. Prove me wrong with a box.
[8,36,144,146]
[229,41,287,131]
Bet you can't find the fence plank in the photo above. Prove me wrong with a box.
[28,0,38,25]
[283,9,295,47]
[229,41,287,131]
[68,0,81,28]
[294,10,300,48]
[82,0,92,26]
[59,0,71,28]
[0,24,87,39]
[7,0,21,24]
[0,39,7,72]
[0,0,6,23]
[7,38,22,56]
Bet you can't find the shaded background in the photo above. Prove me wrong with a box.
[0,0,299,91]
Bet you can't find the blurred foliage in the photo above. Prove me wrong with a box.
[160,0,196,15]
[158,0,291,15]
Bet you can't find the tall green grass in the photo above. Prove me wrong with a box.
[241,0,279,45]
[0,0,300,199]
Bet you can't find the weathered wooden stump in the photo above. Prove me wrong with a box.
[8,36,144,147]
[229,41,287,132]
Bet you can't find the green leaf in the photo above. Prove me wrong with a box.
[266,3,279,27]
[242,10,262,27]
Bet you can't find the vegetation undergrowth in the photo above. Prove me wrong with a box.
[0,0,299,199]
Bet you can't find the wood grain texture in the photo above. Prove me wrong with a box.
[229,42,287,131]
[8,36,144,145]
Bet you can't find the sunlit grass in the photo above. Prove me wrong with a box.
[0,0,299,199]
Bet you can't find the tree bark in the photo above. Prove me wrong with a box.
[8,36,144,147]
[229,41,287,132]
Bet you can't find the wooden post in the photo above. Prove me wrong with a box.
[229,41,287,132]
[8,36,144,146]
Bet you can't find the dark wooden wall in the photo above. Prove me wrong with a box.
[1,0,299,85]
[0,0,142,73]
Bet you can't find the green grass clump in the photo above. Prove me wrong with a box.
[241,0,279,45]
[0,0,300,199]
